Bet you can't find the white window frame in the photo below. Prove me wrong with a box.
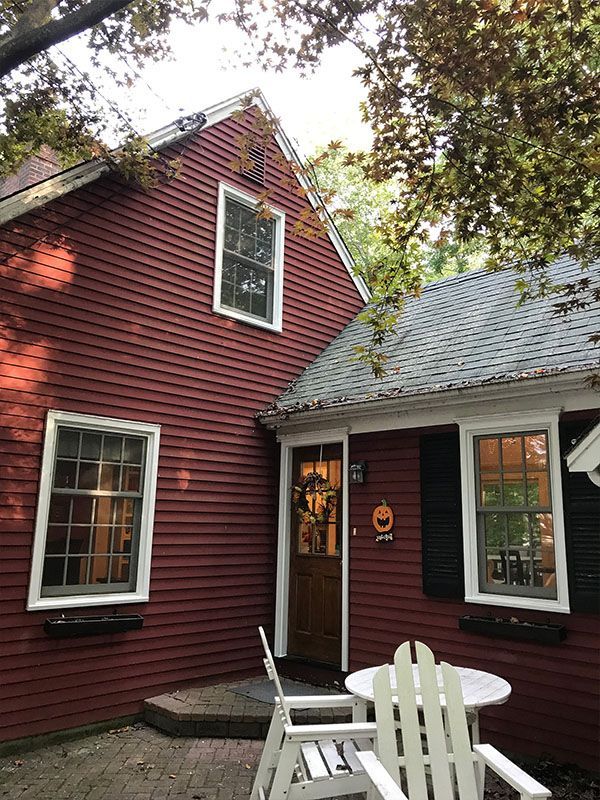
[458,410,570,613]
[27,410,161,611]
[213,182,285,332]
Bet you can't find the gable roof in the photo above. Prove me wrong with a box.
[263,257,600,421]
[0,89,369,303]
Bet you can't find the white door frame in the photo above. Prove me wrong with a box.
[274,427,350,671]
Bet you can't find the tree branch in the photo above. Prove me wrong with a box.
[0,0,135,77]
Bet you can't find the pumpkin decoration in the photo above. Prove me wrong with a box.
[292,471,338,526]
[372,499,394,533]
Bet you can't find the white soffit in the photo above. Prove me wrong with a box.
[0,89,370,304]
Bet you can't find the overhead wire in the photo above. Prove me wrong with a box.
[3,0,168,158]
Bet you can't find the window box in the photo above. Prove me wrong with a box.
[44,614,144,638]
[458,614,567,644]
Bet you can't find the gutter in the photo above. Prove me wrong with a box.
[259,366,600,430]
[0,111,208,226]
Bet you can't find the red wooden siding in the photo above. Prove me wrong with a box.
[349,424,600,770]
[0,110,364,742]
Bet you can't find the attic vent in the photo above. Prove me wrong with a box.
[242,145,266,184]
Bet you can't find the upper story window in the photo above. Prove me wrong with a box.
[459,412,570,613]
[213,183,285,332]
[28,410,160,611]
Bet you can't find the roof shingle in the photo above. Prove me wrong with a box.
[269,258,600,417]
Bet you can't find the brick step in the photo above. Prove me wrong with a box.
[144,678,353,739]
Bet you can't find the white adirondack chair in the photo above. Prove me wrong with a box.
[356,641,551,800]
[251,626,377,800]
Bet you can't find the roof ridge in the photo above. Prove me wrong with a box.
[420,254,587,295]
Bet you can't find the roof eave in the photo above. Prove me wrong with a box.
[0,89,253,227]
[259,366,600,429]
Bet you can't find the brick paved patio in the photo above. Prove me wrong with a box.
[0,723,264,800]
[0,720,591,800]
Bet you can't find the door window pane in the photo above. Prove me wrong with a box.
[291,444,342,558]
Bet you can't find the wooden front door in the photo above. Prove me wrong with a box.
[287,444,342,666]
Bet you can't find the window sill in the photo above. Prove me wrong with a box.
[459,615,567,644]
[464,592,570,614]
[27,591,148,611]
[212,304,282,333]
[44,614,144,638]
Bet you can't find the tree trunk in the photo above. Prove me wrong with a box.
[0,0,135,77]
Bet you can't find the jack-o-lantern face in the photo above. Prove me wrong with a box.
[372,502,394,533]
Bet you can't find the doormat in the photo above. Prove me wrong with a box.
[231,678,334,705]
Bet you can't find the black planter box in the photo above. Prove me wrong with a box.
[459,615,566,644]
[44,614,144,638]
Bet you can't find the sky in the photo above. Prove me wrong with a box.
[63,16,372,159]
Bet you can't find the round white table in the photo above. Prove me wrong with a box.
[345,664,511,742]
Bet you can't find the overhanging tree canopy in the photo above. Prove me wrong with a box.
[1,0,598,374]
[0,0,209,179]
[228,0,600,373]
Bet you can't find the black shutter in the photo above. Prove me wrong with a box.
[560,421,600,613]
[421,431,464,598]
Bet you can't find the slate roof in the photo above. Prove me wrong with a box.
[266,258,600,418]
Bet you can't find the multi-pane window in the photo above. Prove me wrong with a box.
[214,184,284,331]
[42,428,146,596]
[28,411,160,610]
[221,198,275,322]
[475,431,557,599]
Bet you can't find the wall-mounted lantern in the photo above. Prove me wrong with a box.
[349,461,367,484]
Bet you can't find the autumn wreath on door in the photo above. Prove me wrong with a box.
[292,471,338,525]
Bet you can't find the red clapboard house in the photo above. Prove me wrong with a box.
[260,259,600,770]
[1,88,599,773]
[0,91,368,744]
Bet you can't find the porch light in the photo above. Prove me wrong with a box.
[349,461,367,484]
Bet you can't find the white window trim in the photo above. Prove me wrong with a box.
[457,410,570,614]
[27,410,161,611]
[213,182,285,332]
